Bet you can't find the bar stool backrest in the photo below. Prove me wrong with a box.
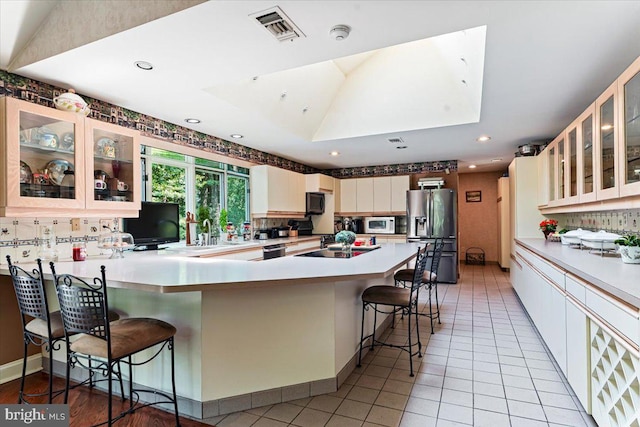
[426,238,445,283]
[6,257,50,329]
[409,244,430,296]
[51,264,112,348]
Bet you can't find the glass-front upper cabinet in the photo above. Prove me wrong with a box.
[84,118,141,213]
[577,105,597,203]
[595,81,619,201]
[618,56,640,197]
[558,136,565,201]
[567,126,579,203]
[1,97,85,216]
[548,143,556,204]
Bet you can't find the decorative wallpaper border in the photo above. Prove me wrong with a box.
[1,71,457,178]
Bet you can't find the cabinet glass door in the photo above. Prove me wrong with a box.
[621,69,640,192]
[568,128,577,198]
[582,113,595,198]
[558,138,565,200]
[20,111,77,199]
[5,98,86,214]
[85,119,140,212]
[600,96,616,190]
[549,145,556,202]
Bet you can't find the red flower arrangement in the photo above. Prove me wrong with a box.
[539,219,558,232]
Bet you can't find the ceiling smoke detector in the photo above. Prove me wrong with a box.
[250,6,305,42]
[330,25,351,41]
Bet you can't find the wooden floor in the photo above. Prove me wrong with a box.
[0,372,211,426]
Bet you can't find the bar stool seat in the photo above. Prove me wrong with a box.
[361,286,411,307]
[70,318,176,360]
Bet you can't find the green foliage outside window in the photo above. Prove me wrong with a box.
[151,163,186,240]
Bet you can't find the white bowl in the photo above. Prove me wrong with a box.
[580,230,621,251]
[53,90,90,116]
[560,228,590,245]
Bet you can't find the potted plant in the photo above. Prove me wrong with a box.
[539,219,558,240]
[614,234,640,264]
[335,230,356,252]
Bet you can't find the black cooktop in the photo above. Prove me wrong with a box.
[295,248,378,259]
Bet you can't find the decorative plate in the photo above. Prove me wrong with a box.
[20,161,33,184]
[95,137,116,158]
[44,159,74,186]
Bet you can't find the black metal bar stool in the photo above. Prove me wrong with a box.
[6,256,122,404]
[50,263,180,427]
[357,244,430,376]
[393,238,445,333]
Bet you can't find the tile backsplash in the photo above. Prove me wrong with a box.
[559,208,640,234]
[0,217,110,265]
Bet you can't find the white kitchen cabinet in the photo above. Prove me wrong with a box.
[339,179,357,213]
[565,277,591,411]
[508,157,545,255]
[250,165,305,218]
[305,173,334,193]
[497,177,510,270]
[514,246,567,374]
[373,177,391,212]
[390,175,409,213]
[356,177,374,213]
[337,175,409,215]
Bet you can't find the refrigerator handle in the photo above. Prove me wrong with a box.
[427,191,433,237]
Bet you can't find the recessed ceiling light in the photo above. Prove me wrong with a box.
[491,158,502,163]
[330,151,340,156]
[396,146,408,149]
[469,164,477,169]
[476,135,491,142]
[184,118,200,124]
[230,134,243,139]
[134,61,153,70]
[601,124,613,130]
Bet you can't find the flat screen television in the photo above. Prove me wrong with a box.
[122,201,180,250]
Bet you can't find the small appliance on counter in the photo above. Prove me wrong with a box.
[364,217,395,234]
[297,220,314,236]
[342,217,363,234]
[254,230,269,240]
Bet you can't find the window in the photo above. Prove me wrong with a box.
[141,145,250,240]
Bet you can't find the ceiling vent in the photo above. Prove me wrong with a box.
[250,6,305,42]
[387,137,404,144]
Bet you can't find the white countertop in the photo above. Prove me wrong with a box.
[516,238,640,308]
[2,242,420,294]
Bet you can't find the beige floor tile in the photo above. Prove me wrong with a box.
[356,374,386,390]
[291,407,332,427]
[335,398,373,420]
[365,405,403,427]
[347,386,380,404]
[306,395,343,413]
[326,414,364,427]
[263,403,303,423]
[374,391,409,410]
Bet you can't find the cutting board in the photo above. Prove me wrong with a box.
[327,243,381,250]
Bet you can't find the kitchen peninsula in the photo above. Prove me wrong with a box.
[0,242,419,419]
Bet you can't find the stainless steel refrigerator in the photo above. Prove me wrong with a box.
[406,189,458,283]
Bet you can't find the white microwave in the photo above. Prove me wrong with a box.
[364,217,396,234]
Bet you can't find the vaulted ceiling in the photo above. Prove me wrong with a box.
[2,1,640,172]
